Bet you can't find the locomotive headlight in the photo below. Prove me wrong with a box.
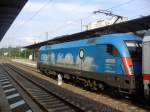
[128,65,134,74]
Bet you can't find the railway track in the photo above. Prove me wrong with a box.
[11,61,38,73]
[9,61,150,112]
[3,61,122,112]
[1,63,86,112]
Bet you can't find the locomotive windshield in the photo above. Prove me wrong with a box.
[125,41,142,59]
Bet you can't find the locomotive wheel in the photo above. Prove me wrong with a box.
[39,69,45,75]
[88,80,97,91]
[98,83,105,91]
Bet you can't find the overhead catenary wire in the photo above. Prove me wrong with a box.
[27,0,53,22]
[7,0,54,47]
[30,0,147,39]
[17,0,53,31]
[12,0,149,47]
[45,0,139,37]
[20,0,139,37]
[108,0,137,10]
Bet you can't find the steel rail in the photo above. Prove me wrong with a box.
[1,64,85,112]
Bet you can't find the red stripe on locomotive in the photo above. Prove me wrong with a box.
[143,74,150,80]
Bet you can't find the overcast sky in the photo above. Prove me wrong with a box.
[0,0,150,48]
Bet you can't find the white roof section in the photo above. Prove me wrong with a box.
[143,29,150,42]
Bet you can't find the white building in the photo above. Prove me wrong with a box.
[87,17,128,30]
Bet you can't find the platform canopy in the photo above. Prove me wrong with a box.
[25,15,150,49]
[0,0,28,41]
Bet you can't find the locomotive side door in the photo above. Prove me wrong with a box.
[105,44,124,88]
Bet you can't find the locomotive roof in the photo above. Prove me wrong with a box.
[40,33,141,50]
[25,15,150,49]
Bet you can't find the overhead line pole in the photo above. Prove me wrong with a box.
[46,32,48,47]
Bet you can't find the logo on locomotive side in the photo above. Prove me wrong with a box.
[79,48,84,59]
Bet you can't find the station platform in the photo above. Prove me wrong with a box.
[11,59,37,68]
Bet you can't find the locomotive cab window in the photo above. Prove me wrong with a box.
[107,44,119,57]
[125,41,142,59]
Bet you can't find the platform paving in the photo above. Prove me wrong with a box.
[11,59,36,68]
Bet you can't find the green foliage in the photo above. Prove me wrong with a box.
[0,47,32,59]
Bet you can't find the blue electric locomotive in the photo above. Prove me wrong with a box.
[37,33,142,94]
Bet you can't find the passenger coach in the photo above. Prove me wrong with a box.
[37,33,143,95]
[143,29,150,100]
